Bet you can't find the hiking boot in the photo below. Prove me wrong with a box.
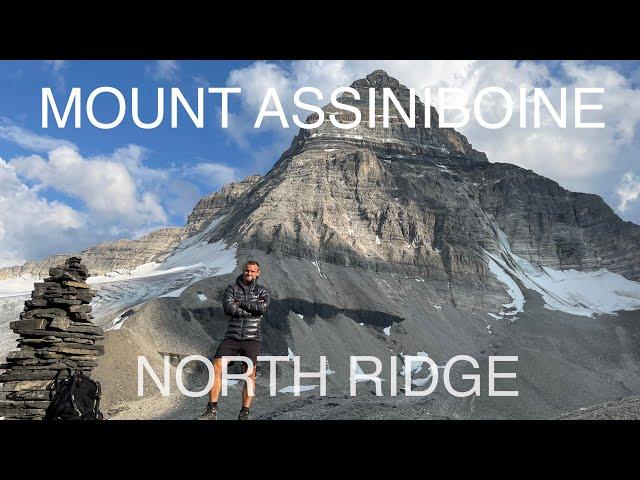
[197,404,218,420]
[238,409,250,420]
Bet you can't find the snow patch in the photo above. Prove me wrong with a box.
[279,385,319,394]
[0,274,39,298]
[486,255,525,316]
[435,163,456,175]
[311,260,328,279]
[383,326,391,336]
[198,293,207,301]
[375,235,381,245]
[295,312,304,319]
[287,347,295,361]
[486,226,640,317]
[159,286,188,298]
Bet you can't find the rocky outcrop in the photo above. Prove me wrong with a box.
[0,257,104,419]
[183,174,261,236]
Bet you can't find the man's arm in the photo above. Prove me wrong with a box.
[239,287,270,316]
[223,285,252,317]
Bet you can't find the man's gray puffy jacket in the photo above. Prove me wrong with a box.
[222,274,270,341]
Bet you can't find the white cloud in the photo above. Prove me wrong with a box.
[0,157,84,267]
[9,145,168,225]
[45,60,66,72]
[0,119,75,152]
[0,120,240,267]
[186,161,238,187]
[43,60,68,90]
[146,60,180,81]
[616,171,640,212]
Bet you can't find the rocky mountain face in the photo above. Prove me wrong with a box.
[467,162,640,280]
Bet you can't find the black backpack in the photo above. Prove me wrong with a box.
[45,369,104,420]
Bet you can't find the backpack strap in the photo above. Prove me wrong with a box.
[47,368,74,397]
[94,381,102,418]
[69,371,83,417]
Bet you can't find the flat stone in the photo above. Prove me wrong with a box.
[0,399,50,409]
[33,281,62,290]
[6,350,37,361]
[64,356,98,363]
[66,323,103,335]
[5,358,77,368]
[61,337,95,345]
[8,364,76,371]
[0,380,51,392]
[20,308,67,320]
[70,313,93,322]
[50,343,104,353]
[55,342,103,351]
[49,347,103,356]
[63,281,91,289]
[68,305,92,313]
[76,291,96,303]
[10,318,47,331]
[50,298,82,306]
[0,406,47,418]
[24,298,47,308]
[33,351,63,360]
[0,370,58,382]
[74,360,98,367]
[6,390,51,401]
[18,337,62,345]
[49,316,71,331]
[12,328,102,341]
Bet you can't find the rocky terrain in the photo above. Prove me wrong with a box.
[2,70,640,420]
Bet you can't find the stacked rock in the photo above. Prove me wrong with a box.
[0,256,104,420]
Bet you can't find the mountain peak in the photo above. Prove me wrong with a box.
[349,69,402,90]
[283,69,487,164]
[349,69,406,98]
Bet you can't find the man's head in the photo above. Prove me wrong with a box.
[242,260,260,284]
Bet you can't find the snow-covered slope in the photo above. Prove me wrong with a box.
[485,226,640,318]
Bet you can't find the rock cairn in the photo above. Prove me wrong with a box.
[0,257,104,420]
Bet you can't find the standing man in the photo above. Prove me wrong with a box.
[198,260,270,420]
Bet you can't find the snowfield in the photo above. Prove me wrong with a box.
[486,226,640,318]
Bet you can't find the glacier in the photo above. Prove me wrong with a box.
[485,226,640,318]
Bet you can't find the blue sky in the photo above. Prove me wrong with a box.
[1,60,639,267]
